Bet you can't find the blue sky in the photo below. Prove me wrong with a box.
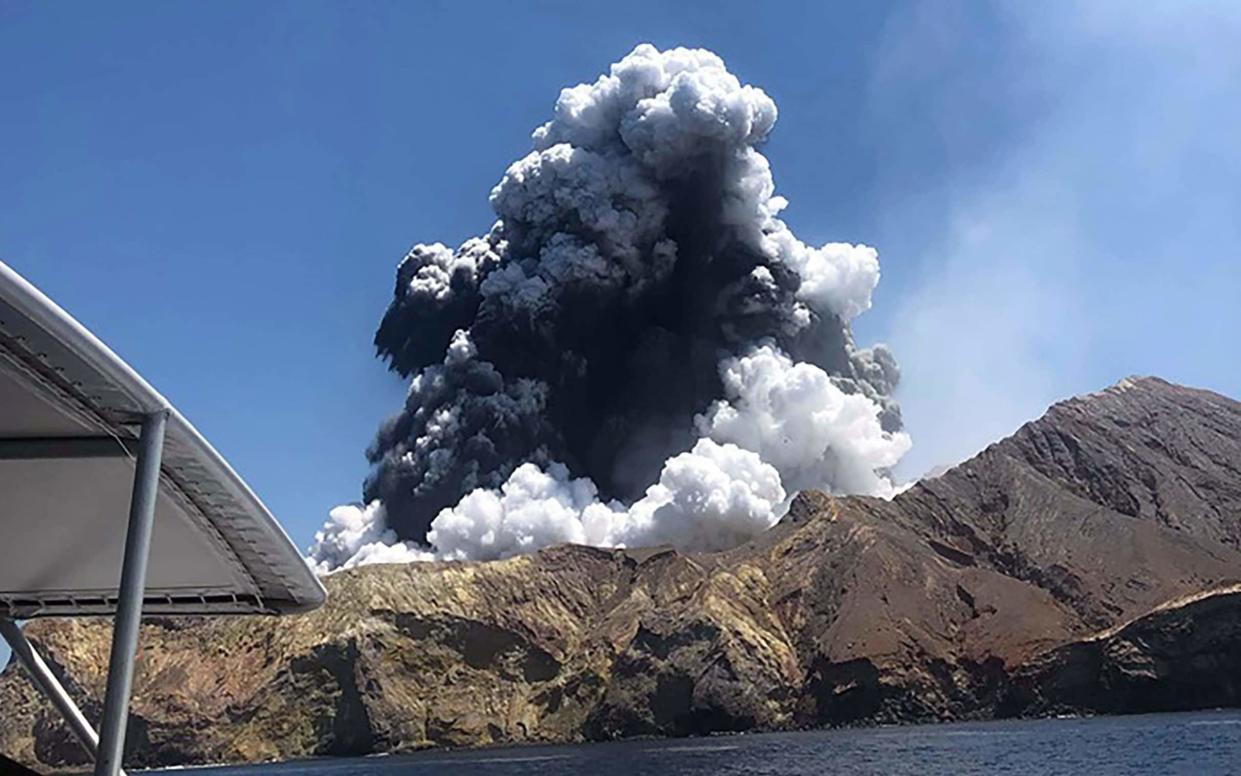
[2,0,1239,554]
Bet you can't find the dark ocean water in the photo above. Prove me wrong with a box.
[150,710,1241,775]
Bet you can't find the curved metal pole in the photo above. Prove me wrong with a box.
[0,618,126,775]
[94,410,167,776]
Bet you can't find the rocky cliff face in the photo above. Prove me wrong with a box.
[2,377,1239,770]
[1001,585,1241,716]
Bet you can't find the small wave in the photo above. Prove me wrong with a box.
[413,754,572,766]
[1188,719,1241,727]
[467,755,572,763]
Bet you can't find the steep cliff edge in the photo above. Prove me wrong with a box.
[2,377,1239,770]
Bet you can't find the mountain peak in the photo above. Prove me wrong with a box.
[1061,374,1227,410]
[966,375,1241,550]
[1105,374,1165,393]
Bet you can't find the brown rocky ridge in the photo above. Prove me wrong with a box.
[1,376,1239,771]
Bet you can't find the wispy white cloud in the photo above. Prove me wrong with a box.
[869,1,1241,478]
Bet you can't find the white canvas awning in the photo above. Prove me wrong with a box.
[0,260,325,616]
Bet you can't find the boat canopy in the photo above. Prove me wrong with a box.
[0,259,325,776]
[0,261,323,617]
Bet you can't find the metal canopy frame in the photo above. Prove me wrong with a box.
[0,259,326,622]
[0,410,169,776]
[0,259,326,775]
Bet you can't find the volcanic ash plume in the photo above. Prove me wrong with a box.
[309,44,911,572]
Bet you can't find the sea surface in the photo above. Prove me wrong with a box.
[150,710,1241,775]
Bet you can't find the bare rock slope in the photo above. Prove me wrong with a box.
[2,377,1240,770]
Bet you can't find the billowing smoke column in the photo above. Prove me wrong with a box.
[309,44,910,572]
